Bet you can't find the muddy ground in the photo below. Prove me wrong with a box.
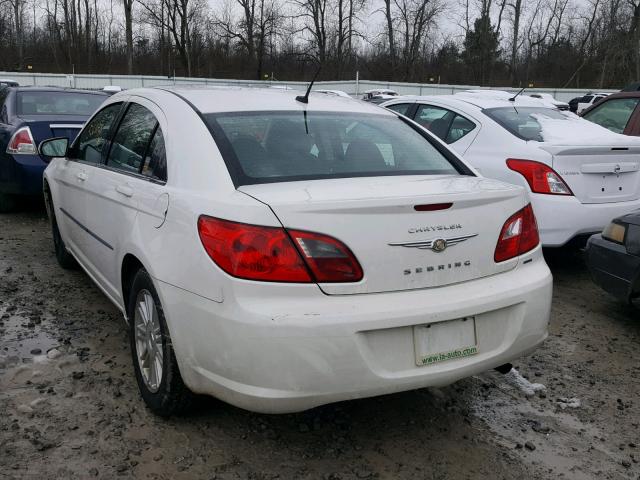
[0,207,638,480]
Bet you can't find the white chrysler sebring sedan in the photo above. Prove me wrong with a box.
[40,86,552,415]
[382,92,640,247]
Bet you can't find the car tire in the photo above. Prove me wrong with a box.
[128,268,194,416]
[49,203,77,269]
[0,192,17,212]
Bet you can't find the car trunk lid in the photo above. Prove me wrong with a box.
[239,175,526,295]
[540,144,640,204]
[18,114,86,146]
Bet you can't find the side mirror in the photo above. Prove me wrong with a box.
[39,137,69,159]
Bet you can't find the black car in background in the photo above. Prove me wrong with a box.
[568,97,581,113]
[0,87,107,211]
[585,211,640,304]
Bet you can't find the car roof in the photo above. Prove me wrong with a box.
[11,86,108,95]
[383,92,552,111]
[128,86,394,115]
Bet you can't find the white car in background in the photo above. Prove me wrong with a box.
[382,92,640,247]
[577,92,610,114]
[0,78,19,87]
[362,88,399,104]
[40,86,551,415]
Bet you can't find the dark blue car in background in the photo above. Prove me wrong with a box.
[0,86,107,211]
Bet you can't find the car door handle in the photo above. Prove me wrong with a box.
[76,172,87,181]
[115,184,134,198]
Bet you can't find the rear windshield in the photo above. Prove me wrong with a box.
[17,91,105,116]
[483,107,569,141]
[205,111,467,185]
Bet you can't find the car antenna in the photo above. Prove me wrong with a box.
[509,87,525,102]
[296,65,321,104]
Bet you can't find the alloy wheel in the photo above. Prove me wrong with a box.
[133,289,164,393]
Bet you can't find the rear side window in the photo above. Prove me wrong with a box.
[141,127,167,182]
[483,107,569,141]
[107,103,157,174]
[582,95,594,103]
[446,115,476,143]
[16,91,105,116]
[582,97,640,134]
[206,111,468,186]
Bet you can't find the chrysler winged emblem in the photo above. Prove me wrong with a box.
[388,233,478,253]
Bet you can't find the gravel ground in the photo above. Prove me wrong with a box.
[0,208,639,480]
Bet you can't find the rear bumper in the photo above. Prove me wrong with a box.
[156,255,552,413]
[0,153,46,196]
[585,234,640,302]
[532,194,640,247]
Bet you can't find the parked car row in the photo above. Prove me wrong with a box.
[0,82,636,419]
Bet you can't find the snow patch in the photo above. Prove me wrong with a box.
[556,397,581,409]
[503,368,546,397]
[532,113,640,146]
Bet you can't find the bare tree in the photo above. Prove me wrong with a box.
[215,0,280,78]
[140,0,207,76]
[123,0,134,74]
[629,0,640,80]
[507,0,522,84]
[292,0,329,63]
[562,0,601,87]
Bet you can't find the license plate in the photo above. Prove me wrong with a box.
[413,317,478,366]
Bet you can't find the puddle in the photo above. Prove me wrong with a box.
[0,308,59,365]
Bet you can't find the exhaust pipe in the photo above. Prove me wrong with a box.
[494,363,512,374]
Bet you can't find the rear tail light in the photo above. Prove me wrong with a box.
[506,158,573,195]
[197,216,363,283]
[494,204,540,262]
[6,126,37,155]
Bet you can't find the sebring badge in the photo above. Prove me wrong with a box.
[388,233,478,253]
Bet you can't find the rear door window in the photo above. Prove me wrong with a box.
[106,103,157,175]
[415,104,476,143]
[385,103,413,116]
[73,103,122,164]
[582,97,640,134]
[206,111,470,186]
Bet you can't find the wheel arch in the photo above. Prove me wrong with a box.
[43,178,53,218]
[121,253,146,319]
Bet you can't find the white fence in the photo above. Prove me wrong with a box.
[0,71,618,102]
